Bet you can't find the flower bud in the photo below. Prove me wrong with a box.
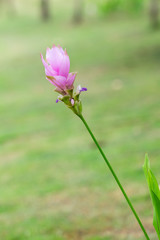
[41,45,87,116]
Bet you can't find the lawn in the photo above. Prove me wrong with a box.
[0,3,160,240]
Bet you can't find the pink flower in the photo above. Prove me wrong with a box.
[41,45,77,94]
[41,44,87,116]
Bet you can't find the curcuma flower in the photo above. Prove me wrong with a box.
[41,45,87,116]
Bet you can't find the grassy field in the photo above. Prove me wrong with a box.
[0,4,160,240]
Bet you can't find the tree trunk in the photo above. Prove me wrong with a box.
[41,0,50,21]
[149,0,159,28]
[7,0,16,16]
[73,0,83,23]
[0,0,16,16]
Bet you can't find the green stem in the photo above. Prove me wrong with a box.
[79,114,150,240]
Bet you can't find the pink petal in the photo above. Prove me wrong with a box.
[54,75,67,86]
[47,75,67,90]
[71,98,74,106]
[59,52,70,78]
[57,45,65,54]
[46,47,64,73]
[66,72,77,89]
[41,53,57,76]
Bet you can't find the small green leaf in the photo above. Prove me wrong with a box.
[143,154,160,239]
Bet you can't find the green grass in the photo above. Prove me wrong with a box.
[0,7,160,240]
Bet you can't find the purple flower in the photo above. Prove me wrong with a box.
[76,85,87,94]
[80,87,87,92]
[41,45,77,94]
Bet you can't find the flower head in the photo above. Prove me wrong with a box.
[41,44,87,116]
[41,45,77,94]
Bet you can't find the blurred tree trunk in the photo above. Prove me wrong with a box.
[73,0,83,23]
[149,0,159,28]
[0,0,3,9]
[8,0,16,16]
[41,0,50,21]
[0,0,16,16]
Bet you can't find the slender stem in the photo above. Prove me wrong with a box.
[79,114,150,240]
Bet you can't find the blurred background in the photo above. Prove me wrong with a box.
[0,0,160,239]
